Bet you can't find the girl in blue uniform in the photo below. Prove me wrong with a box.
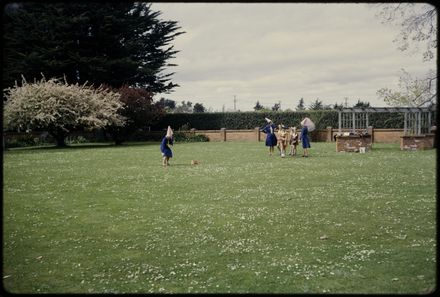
[260,118,277,155]
[300,118,311,157]
[160,126,174,166]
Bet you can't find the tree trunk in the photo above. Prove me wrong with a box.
[108,126,127,145]
[56,135,67,147]
[49,129,67,147]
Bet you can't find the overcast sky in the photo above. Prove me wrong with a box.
[151,2,436,112]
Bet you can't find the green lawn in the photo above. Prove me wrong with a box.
[2,141,436,293]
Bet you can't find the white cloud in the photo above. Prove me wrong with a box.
[153,3,436,111]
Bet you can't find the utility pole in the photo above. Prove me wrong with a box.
[233,95,237,111]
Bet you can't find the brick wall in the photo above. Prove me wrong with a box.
[193,130,223,142]
[372,129,405,143]
[400,135,435,150]
[187,128,431,144]
[335,135,373,152]
[4,127,436,147]
[194,129,259,142]
[329,128,404,143]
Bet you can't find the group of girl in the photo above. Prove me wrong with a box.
[160,117,313,166]
[260,117,311,157]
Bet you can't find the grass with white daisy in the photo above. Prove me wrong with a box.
[3,141,436,293]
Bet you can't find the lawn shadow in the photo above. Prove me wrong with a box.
[4,141,160,152]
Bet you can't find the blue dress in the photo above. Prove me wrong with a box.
[301,126,311,148]
[160,136,173,157]
[261,124,277,147]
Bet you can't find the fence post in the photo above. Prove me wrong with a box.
[326,126,332,142]
[220,128,226,141]
[430,126,437,148]
[338,111,342,133]
[254,127,260,142]
[368,126,374,143]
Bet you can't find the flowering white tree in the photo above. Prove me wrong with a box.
[3,76,126,146]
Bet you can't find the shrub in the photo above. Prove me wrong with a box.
[65,135,88,145]
[4,133,52,148]
[3,76,126,147]
[173,132,209,142]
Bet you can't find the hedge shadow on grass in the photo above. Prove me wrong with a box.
[4,141,161,152]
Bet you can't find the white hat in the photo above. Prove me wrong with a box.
[300,117,316,131]
[166,126,173,138]
[265,117,272,123]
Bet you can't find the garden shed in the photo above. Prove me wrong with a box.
[335,106,436,152]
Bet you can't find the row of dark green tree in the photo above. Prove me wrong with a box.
[3,2,183,92]
[158,99,207,113]
[253,98,371,112]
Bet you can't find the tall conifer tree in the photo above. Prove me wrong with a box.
[3,2,184,92]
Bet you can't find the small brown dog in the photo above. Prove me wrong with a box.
[191,160,199,165]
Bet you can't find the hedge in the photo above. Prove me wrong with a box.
[151,110,436,131]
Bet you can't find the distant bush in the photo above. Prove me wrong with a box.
[65,135,88,145]
[173,132,209,142]
[5,133,52,148]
